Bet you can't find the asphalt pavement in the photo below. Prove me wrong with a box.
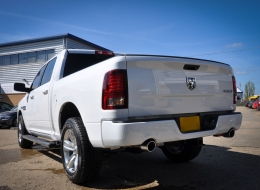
[0,106,260,190]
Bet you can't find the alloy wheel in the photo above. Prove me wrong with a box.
[18,121,22,143]
[63,129,78,174]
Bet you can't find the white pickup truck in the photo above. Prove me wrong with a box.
[14,49,242,184]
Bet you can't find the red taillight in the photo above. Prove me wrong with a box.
[232,76,237,104]
[95,50,114,56]
[102,70,128,110]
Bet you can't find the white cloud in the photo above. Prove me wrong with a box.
[236,71,247,74]
[0,11,117,36]
[0,10,162,44]
[225,43,243,48]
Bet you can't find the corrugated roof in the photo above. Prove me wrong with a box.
[0,33,111,51]
[237,87,243,93]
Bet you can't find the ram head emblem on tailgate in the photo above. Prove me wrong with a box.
[186,77,196,90]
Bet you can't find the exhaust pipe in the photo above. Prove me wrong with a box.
[214,128,235,138]
[223,128,235,138]
[140,140,156,152]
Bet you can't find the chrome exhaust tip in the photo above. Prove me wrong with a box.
[223,128,235,138]
[213,128,235,138]
[140,140,156,152]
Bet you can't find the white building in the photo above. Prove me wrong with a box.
[237,87,243,101]
[0,33,109,105]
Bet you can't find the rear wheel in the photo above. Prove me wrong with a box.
[61,117,102,184]
[18,115,33,148]
[161,141,202,162]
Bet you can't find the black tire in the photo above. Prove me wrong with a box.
[18,115,33,148]
[12,117,18,127]
[161,143,202,162]
[61,117,103,184]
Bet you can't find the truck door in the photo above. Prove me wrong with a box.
[32,58,57,135]
[23,65,47,130]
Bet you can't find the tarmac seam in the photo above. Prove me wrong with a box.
[0,143,19,148]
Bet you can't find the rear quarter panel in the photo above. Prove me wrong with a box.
[51,56,127,145]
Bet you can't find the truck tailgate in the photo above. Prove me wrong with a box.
[126,56,234,117]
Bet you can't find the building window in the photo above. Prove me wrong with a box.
[11,54,18,65]
[46,49,55,61]
[19,53,28,64]
[3,55,10,66]
[0,49,55,66]
[0,56,3,66]
[37,51,46,63]
[28,52,36,63]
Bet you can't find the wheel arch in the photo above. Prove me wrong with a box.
[59,102,82,132]
[57,101,103,148]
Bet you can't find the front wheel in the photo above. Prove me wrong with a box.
[18,115,33,148]
[12,117,18,127]
[61,117,102,184]
[161,141,202,162]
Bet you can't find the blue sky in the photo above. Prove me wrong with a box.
[0,0,260,94]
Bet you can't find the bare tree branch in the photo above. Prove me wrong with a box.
[244,81,255,100]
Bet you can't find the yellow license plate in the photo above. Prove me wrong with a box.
[180,116,200,133]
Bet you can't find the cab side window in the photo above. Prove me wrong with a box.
[62,53,114,78]
[31,57,57,90]
[41,58,57,86]
[31,65,47,90]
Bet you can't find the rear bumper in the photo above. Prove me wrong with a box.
[101,112,242,148]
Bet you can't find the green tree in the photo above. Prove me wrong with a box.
[244,81,255,100]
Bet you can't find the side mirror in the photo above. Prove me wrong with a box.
[14,83,31,93]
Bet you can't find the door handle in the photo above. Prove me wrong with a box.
[30,95,34,99]
[43,90,48,95]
